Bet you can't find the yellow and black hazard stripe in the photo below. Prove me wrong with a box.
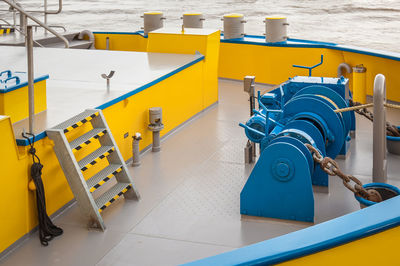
[0,28,15,35]
[98,184,132,213]
[72,129,107,152]
[81,147,114,172]
[89,167,122,193]
[64,112,99,133]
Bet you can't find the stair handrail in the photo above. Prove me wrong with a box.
[0,0,63,14]
[0,18,44,47]
[1,0,69,48]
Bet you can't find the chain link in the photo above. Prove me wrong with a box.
[305,144,382,203]
[349,100,400,137]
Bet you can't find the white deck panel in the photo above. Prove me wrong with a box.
[0,46,202,137]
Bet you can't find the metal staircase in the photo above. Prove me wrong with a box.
[46,109,140,230]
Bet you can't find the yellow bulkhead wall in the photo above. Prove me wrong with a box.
[0,80,47,123]
[92,32,400,102]
[278,225,400,265]
[0,60,207,254]
[94,33,148,52]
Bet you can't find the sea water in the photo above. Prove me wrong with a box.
[1,0,400,52]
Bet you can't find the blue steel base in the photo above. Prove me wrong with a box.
[240,141,315,223]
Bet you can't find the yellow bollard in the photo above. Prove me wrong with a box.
[352,64,367,104]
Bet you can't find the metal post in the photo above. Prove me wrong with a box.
[372,74,387,183]
[27,25,35,134]
[19,12,26,33]
[106,37,110,50]
[44,0,48,35]
[132,133,142,167]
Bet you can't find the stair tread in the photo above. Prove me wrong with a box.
[52,109,99,132]
[69,128,107,150]
[86,164,122,190]
[78,145,114,169]
[95,182,131,210]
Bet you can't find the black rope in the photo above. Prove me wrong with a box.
[23,133,63,246]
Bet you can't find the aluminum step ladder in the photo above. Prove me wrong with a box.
[46,109,140,230]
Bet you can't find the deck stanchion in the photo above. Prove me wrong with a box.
[27,25,35,134]
[373,74,387,183]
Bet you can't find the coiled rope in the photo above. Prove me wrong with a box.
[23,133,63,246]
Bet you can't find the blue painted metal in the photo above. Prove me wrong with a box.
[240,141,314,222]
[0,70,11,79]
[187,195,400,266]
[239,75,354,222]
[293,55,324,76]
[355,183,400,207]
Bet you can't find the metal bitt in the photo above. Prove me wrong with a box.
[373,74,387,183]
[27,25,35,134]
[142,12,166,36]
[132,133,142,167]
[264,17,289,43]
[181,13,205,28]
[148,107,164,152]
[243,76,256,163]
[222,13,246,39]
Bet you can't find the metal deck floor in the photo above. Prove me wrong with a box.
[1,79,400,266]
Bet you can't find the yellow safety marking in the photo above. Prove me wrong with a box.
[64,112,99,133]
[144,12,162,15]
[81,147,114,171]
[98,185,131,213]
[265,17,286,20]
[224,13,243,18]
[6,28,10,34]
[72,130,106,152]
[89,167,122,193]
[0,29,4,35]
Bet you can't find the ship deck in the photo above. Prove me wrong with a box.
[1,79,400,266]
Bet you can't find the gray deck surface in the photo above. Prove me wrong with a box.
[1,79,400,266]
[0,46,202,138]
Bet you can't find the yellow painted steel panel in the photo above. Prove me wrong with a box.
[94,34,148,52]
[278,226,400,265]
[0,80,47,123]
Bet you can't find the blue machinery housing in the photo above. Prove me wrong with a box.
[239,75,355,223]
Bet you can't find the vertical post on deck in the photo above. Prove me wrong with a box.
[27,25,35,134]
[373,74,387,183]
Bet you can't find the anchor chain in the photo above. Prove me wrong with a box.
[348,100,400,137]
[305,144,382,203]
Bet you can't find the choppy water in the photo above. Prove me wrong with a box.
[2,0,400,52]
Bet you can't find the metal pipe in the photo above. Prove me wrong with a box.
[19,11,26,33]
[0,0,63,14]
[372,74,387,183]
[27,25,35,134]
[44,0,47,34]
[2,0,69,48]
[0,19,44,47]
[132,133,142,167]
[337,63,352,78]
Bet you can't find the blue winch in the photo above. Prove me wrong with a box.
[239,75,356,222]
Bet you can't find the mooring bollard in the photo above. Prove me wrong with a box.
[132,132,142,167]
[222,13,245,39]
[182,13,204,28]
[264,17,288,43]
[142,11,166,36]
[148,107,164,152]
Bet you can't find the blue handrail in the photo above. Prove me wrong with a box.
[293,55,324,76]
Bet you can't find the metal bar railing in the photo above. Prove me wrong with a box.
[0,18,44,47]
[0,0,62,14]
[0,22,67,32]
[2,0,69,48]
